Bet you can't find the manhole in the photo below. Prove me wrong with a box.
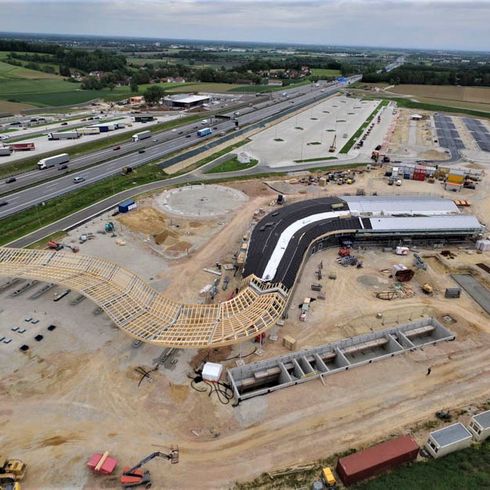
[19,345,29,351]
[47,325,57,331]
[34,335,44,342]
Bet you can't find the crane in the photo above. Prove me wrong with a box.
[120,449,179,488]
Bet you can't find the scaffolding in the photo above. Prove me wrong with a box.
[0,247,288,348]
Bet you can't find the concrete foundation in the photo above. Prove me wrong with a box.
[228,317,454,402]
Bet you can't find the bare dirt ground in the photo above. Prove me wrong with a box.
[1,174,490,489]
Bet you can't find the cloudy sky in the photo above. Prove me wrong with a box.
[0,0,489,51]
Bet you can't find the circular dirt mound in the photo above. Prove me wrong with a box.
[156,184,248,218]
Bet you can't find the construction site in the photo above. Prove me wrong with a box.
[1,91,490,489]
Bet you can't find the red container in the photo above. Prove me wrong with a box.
[336,435,419,486]
[413,173,425,181]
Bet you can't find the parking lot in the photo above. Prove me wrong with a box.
[242,95,381,167]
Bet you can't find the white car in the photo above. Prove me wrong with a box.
[73,176,85,183]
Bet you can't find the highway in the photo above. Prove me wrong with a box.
[0,79,357,219]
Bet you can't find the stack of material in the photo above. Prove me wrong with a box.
[476,239,490,252]
[283,335,296,351]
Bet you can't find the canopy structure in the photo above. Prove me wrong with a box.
[0,247,287,348]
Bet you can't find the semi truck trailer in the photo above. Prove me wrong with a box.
[48,131,81,140]
[78,127,101,135]
[0,147,12,156]
[132,130,151,142]
[37,153,70,169]
[197,127,212,137]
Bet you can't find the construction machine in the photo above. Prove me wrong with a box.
[120,448,179,488]
[0,456,26,490]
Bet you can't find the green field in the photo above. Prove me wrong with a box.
[206,156,257,173]
[357,440,490,489]
[311,68,342,78]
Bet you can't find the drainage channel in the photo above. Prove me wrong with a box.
[228,317,454,402]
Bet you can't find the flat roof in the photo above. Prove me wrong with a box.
[473,410,490,429]
[164,94,210,104]
[430,423,472,447]
[369,215,482,232]
[342,195,459,216]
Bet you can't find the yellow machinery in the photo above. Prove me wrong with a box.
[0,456,26,490]
[322,467,337,488]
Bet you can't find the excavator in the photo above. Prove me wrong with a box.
[0,456,26,490]
[120,448,179,488]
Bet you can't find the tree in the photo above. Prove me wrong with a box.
[144,85,164,105]
[59,65,71,77]
[130,80,139,93]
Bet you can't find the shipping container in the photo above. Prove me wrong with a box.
[118,199,137,213]
[336,436,419,486]
[425,423,472,459]
[468,410,490,442]
[9,142,35,151]
[447,173,465,184]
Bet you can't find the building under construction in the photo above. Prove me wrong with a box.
[0,195,483,348]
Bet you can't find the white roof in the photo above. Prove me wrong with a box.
[343,195,459,216]
[369,215,482,232]
[164,94,210,104]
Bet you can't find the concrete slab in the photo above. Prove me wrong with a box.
[452,274,490,315]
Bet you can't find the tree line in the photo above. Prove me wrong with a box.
[363,63,490,86]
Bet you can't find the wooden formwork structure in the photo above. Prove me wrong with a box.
[0,247,288,348]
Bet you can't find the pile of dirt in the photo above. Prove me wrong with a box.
[154,228,178,245]
[117,207,167,235]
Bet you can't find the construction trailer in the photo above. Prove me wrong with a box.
[425,423,473,459]
[336,435,419,486]
[118,199,137,213]
[468,410,490,442]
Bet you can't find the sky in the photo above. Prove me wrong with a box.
[0,0,489,51]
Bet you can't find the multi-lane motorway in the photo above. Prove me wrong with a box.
[0,79,359,219]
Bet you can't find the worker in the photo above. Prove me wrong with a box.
[426,367,432,376]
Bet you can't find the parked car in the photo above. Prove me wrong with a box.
[5,177,16,183]
[73,176,85,183]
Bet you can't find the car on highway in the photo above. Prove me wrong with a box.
[113,146,121,150]
[152,138,158,142]
[73,176,85,183]
[58,164,68,170]
[61,122,68,126]
[0,201,8,207]
[186,134,192,138]
[5,177,16,183]
[138,149,146,153]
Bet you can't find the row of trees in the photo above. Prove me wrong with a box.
[363,64,490,86]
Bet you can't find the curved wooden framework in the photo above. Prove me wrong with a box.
[0,247,288,348]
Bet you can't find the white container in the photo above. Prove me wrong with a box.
[202,362,223,382]
[425,423,473,459]
[468,410,490,442]
[396,246,409,255]
[476,239,490,252]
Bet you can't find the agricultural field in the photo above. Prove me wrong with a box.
[360,83,490,113]
[311,68,342,78]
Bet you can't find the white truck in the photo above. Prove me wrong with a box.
[48,131,80,140]
[0,147,12,156]
[37,153,70,170]
[132,130,151,142]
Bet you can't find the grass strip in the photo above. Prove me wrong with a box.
[0,163,168,245]
[293,156,337,163]
[339,100,389,154]
[205,157,258,174]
